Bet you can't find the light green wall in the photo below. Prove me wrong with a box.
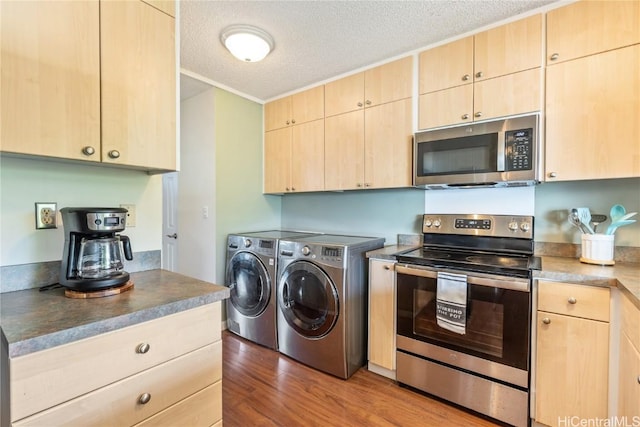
[214,88,281,284]
[0,156,162,266]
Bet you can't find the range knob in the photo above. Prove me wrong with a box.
[424,219,433,227]
[433,219,441,228]
[520,222,531,232]
[301,246,311,256]
[508,222,519,231]
[244,239,252,248]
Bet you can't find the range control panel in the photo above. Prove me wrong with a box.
[423,214,534,239]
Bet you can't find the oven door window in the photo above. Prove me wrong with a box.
[397,272,529,370]
[278,260,338,338]
[416,133,498,177]
[226,251,270,317]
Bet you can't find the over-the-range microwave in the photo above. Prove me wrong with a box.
[413,114,542,189]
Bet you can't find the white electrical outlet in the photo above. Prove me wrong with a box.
[120,204,136,227]
[35,202,57,229]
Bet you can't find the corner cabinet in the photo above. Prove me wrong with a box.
[5,303,223,427]
[545,0,640,182]
[0,0,177,173]
[418,14,542,129]
[533,280,610,427]
[368,259,396,379]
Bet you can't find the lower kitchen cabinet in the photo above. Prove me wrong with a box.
[534,281,610,427]
[5,302,223,427]
[368,259,396,379]
[618,290,640,419]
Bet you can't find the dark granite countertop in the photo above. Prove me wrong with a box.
[1,269,230,358]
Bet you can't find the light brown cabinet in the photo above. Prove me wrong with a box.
[6,303,223,427]
[324,57,413,191]
[0,0,177,172]
[534,281,610,426]
[545,10,640,182]
[418,14,542,129]
[618,291,640,419]
[264,86,324,132]
[368,259,396,379]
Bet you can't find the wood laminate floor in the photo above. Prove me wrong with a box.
[222,331,501,426]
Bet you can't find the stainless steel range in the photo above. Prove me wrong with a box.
[395,214,539,427]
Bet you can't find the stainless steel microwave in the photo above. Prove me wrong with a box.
[414,114,541,189]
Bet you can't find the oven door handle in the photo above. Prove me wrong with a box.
[395,264,530,292]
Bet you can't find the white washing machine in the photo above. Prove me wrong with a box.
[276,234,384,379]
[225,230,316,350]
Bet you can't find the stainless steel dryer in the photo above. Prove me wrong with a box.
[276,234,384,379]
[225,230,316,350]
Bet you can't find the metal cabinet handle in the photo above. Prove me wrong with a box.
[474,112,482,118]
[285,187,290,191]
[365,100,372,105]
[357,102,363,107]
[291,187,296,191]
[291,119,296,124]
[568,297,577,304]
[550,53,559,61]
[542,317,551,325]
[108,150,120,159]
[286,120,290,125]
[548,172,558,178]
[138,393,151,405]
[383,265,391,270]
[82,146,95,156]
[364,183,371,187]
[136,343,151,354]
[356,183,363,187]
[166,233,177,239]
[475,71,483,78]
[637,375,640,385]
[462,74,470,81]
[461,114,469,120]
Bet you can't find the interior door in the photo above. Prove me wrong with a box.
[162,172,178,272]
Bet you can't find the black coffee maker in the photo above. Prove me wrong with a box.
[60,207,133,291]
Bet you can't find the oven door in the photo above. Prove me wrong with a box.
[395,263,530,388]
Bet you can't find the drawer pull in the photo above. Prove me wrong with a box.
[542,317,551,325]
[136,343,151,354]
[637,376,640,385]
[383,265,391,270]
[568,297,577,304]
[138,393,151,405]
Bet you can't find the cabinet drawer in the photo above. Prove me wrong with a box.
[135,381,222,427]
[537,281,609,321]
[14,341,222,427]
[10,302,220,421]
[621,290,640,351]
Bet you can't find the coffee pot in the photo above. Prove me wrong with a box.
[60,207,133,291]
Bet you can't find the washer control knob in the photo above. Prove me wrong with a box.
[520,222,531,232]
[424,219,433,227]
[301,246,311,256]
[508,221,519,231]
[433,219,441,228]
[244,239,252,248]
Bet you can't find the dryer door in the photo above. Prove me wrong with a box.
[226,251,270,317]
[279,260,339,338]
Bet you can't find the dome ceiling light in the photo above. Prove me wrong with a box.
[220,25,274,63]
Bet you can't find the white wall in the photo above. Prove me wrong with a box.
[0,156,162,266]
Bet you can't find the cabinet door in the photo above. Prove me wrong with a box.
[545,45,640,181]
[547,0,640,65]
[101,0,176,171]
[473,68,541,121]
[364,98,412,189]
[535,312,609,426]
[0,0,100,161]
[418,85,473,129]
[325,111,365,191]
[264,128,291,193]
[474,14,542,81]
[264,97,291,132]
[325,73,364,117]
[618,333,640,420]
[291,120,324,192]
[419,37,473,94]
[364,56,413,106]
[368,260,396,374]
[291,86,324,125]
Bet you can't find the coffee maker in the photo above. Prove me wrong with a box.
[60,207,133,291]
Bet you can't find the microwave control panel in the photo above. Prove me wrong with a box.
[505,128,533,171]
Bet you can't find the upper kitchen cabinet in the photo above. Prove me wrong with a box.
[546,0,640,65]
[545,3,640,182]
[0,0,177,173]
[325,56,413,117]
[264,86,324,132]
[101,0,176,171]
[141,0,175,17]
[418,14,542,129]
[0,1,101,162]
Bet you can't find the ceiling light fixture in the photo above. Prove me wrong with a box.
[220,25,274,63]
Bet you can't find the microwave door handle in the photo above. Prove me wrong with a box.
[497,131,506,172]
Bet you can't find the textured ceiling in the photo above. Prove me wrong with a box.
[180,0,560,102]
